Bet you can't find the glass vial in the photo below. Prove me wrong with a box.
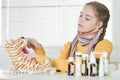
[74,52,82,76]
[68,57,74,76]
[81,54,87,76]
[90,53,96,76]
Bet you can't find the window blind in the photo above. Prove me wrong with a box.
[1,0,112,47]
[0,0,2,46]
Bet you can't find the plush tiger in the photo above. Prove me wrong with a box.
[4,37,52,72]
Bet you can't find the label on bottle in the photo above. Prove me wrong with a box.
[82,64,85,73]
[75,62,81,75]
[92,65,96,74]
[104,62,109,76]
[104,62,108,72]
[96,64,99,75]
[70,64,74,74]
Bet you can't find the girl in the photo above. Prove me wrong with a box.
[26,1,113,72]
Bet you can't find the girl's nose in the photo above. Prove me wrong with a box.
[78,18,83,24]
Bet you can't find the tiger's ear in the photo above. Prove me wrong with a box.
[97,21,103,28]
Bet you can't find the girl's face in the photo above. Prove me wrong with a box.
[78,5,101,33]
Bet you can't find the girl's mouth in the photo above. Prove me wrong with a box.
[78,24,84,27]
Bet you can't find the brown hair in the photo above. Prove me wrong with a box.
[86,1,110,42]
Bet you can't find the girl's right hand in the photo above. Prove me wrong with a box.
[26,38,41,49]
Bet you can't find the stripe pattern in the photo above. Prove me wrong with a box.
[4,37,52,72]
[69,28,103,57]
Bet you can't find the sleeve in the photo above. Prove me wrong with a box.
[33,45,46,63]
[33,41,71,72]
[51,41,71,72]
[94,39,113,61]
[58,41,71,59]
[51,58,69,72]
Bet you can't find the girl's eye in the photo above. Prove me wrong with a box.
[80,15,82,17]
[86,18,90,21]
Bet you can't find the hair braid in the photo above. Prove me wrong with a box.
[86,1,110,42]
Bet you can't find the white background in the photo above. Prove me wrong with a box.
[0,0,120,69]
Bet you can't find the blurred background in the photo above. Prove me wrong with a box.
[0,0,120,69]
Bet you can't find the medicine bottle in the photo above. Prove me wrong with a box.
[103,52,109,76]
[74,52,82,76]
[90,53,96,76]
[81,54,87,76]
[68,57,74,76]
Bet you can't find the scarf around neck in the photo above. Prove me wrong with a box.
[69,28,103,57]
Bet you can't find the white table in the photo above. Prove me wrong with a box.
[0,62,120,80]
[0,72,120,80]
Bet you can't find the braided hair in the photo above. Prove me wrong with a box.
[86,1,110,42]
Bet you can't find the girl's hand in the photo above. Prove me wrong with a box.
[26,38,41,49]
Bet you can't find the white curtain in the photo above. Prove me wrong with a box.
[1,0,112,47]
[0,0,2,46]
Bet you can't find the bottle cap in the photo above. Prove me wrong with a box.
[75,52,82,57]
[68,57,74,62]
[103,52,108,57]
[82,54,87,60]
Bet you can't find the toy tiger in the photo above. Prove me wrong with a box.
[4,37,52,72]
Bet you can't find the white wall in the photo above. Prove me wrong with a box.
[110,0,120,62]
[0,0,120,69]
[2,0,83,47]
[1,0,113,46]
[0,0,1,45]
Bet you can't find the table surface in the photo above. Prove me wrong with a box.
[0,72,120,80]
[0,62,120,80]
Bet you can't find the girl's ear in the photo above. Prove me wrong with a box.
[97,21,103,28]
